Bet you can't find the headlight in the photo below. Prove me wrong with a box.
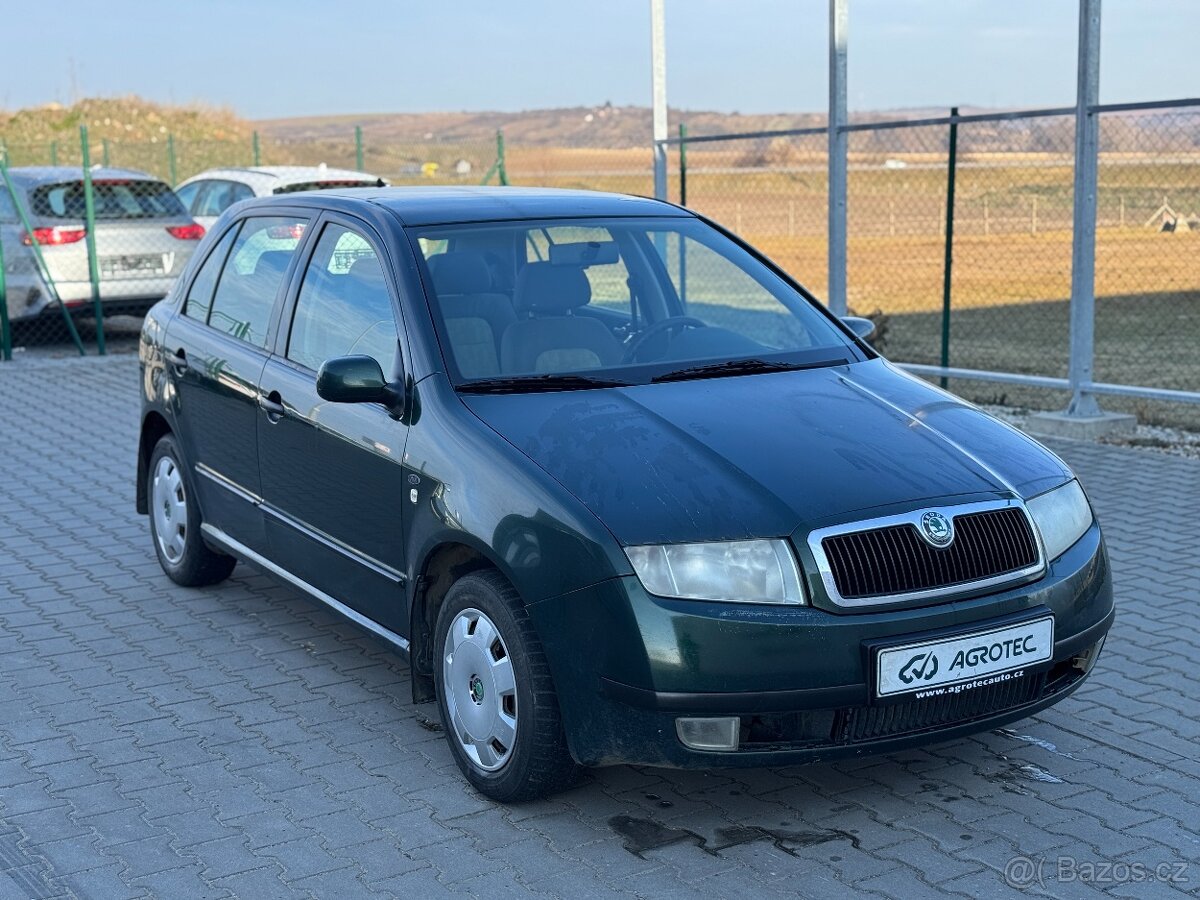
[1026,480,1093,562]
[625,539,806,605]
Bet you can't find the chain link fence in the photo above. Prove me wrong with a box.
[0,126,507,358]
[664,103,1199,428]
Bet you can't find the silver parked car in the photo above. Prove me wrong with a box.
[1,167,203,322]
[175,165,388,230]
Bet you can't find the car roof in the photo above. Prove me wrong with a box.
[179,165,384,191]
[246,185,691,227]
[5,166,165,186]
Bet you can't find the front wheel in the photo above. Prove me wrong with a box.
[434,570,578,801]
[147,434,236,587]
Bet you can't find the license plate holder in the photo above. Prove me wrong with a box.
[870,613,1055,703]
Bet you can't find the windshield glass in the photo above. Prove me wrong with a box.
[413,216,860,388]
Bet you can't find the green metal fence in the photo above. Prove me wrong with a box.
[0,125,509,357]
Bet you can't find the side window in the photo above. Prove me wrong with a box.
[184,224,239,321]
[207,216,307,347]
[287,224,398,374]
[174,181,203,214]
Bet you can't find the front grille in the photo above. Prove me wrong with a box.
[840,673,1045,743]
[821,507,1038,600]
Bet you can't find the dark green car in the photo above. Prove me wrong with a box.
[137,187,1113,801]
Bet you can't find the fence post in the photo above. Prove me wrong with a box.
[827,0,849,317]
[0,212,10,361]
[650,0,668,201]
[678,123,687,206]
[80,126,105,356]
[50,141,58,166]
[939,107,959,389]
[166,134,178,186]
[355,125,364,171]
[252,130,261,166]
[496,130,508,186]
[0,159,85,354]
[1065,0,1103,418]
[102,138,110,167]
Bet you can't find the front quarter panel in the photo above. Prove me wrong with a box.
[403,374,631,606]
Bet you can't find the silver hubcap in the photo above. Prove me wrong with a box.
[151,456,187,565]
[443,608,517,772]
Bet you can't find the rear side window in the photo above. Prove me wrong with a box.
[184,225,240,322]
[287,223,398,373]
[207,216,307,347]
[196,181,254,217]
[31,180,186,220]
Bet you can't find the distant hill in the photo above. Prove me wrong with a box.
[1,97,249,148]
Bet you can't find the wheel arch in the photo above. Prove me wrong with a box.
[408,537,515,702]
[136,411,173,515]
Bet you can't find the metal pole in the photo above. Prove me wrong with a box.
[102,138,110,167]
[939,107,959,389]
[827,0,849,317]
[1066,0,1103,417]
[678,123,688,306]
[50,141,58,166]
[650,0,668,201]
[496,130,508,186]
[80,126,105,355]
[0,206,10,361]
[678,123,688,206]
[252,130,261,166]
[355,125,364,171]
[167,134,177,186]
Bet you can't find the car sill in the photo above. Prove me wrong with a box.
[200,523,411,654]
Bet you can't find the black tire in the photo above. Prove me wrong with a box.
[433,570,579,801]
[147,434,236,587]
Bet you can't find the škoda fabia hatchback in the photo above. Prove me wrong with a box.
[137,187,1113,801]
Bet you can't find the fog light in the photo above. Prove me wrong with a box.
[676,716,740,751]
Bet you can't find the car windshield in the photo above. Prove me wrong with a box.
[31,180,186,220]
[413,216,861,389]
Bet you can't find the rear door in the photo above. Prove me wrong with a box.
[257,214,410,633]
[163,211,311,552]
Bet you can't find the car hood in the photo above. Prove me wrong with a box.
[461,359,1072,546]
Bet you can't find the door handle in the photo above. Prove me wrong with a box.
[258,391,286,422]
[166,348,188,373]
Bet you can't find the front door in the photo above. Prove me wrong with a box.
[164,214,310,551]
[257,218,410,634]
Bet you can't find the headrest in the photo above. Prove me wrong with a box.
[347,256,384,282]
[253,250,292,277]
[428,252,492,295]
[515,263,591,314]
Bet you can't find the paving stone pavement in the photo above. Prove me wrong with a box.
[0,354,1197,900]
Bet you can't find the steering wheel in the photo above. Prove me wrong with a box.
[624,316,708,363]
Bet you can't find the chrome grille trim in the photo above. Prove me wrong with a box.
[806,498,1046,609]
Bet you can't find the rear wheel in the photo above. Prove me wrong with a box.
[147,434,236,587]
[434,570,578,801]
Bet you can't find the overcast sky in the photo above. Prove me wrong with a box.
[3,0,1197,118]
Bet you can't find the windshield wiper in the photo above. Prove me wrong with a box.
[457,373,631,394]
[650,356,848,384]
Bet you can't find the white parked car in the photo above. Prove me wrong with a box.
[174,166,387,230]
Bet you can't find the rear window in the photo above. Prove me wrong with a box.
[31,180,186,220]
[273,179,383,194]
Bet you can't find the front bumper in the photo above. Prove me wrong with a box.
[529,522,1113,768]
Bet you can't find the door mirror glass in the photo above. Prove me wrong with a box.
[316,355,390,404]
[841,316,876,340]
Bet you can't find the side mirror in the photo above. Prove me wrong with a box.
[316,355,394,405]
[841,316,876,341]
